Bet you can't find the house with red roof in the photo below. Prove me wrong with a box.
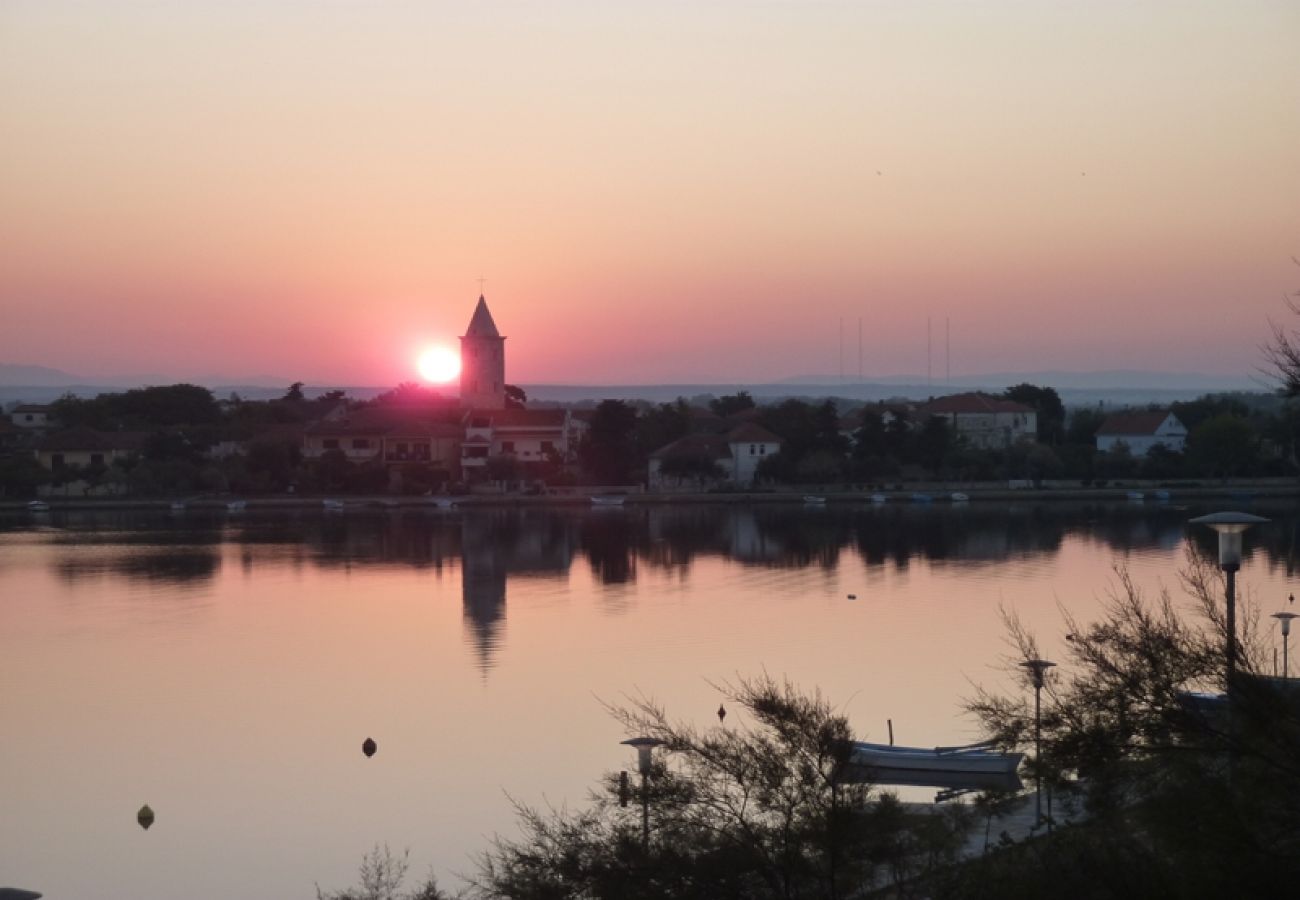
[460,407,575,480]
[920,392,1037,450]
[1095,410,1187,455]
[648,423,783,489]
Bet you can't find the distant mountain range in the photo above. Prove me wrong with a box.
[0,362,1271,409]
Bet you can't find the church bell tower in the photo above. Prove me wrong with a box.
[459,295,506,409]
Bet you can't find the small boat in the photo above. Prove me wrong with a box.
[591,495,626,507]
[226,500,247,513]
[849,740,1023,777]
[910,492,933,504]
[1153,490,1171,502]
[869,493,887,504]
[169,501,186,512]
[950,492,969,502]
[322,499,346,512]
[1126,491,1145,502]
[433,498,458,510]
[802,495,827,505]
[27,500,51,512]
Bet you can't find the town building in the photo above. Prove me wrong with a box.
[921,393,1037,449]
[648,423,783,489]
[10,404,53,431]
[302,408,463,483]
[34,428,146,470]
[1095,410,1188,455]
[460,407,575,480]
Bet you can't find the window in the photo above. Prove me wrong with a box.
[750,444,756,455]
[760,444,766,455]
[90,453,104,466]
[323,439,339,450]
[501,441,515,452]
[51,453,64,467]
[540,441,554,453]
[352,438,370,449]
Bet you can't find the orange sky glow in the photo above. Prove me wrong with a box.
[1,1,1298,386]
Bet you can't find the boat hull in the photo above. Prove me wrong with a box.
[848,741,1023,777]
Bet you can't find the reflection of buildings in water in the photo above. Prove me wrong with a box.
[460,511,574,671]
[728,509,786,563]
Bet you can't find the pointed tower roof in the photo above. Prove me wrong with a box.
[464,295,501,338]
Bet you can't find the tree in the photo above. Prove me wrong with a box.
[579,400,640,484]
[284,382,307,403]
[962,563,1300,900]
[1004,384,1065,444]
[1187,414,1257,478]
[709,391,755,417]
[657,453,725,483]
[1261,264,1300,396]
[504,384,528,410]
[1065,407,1108,446]
[635,399,692,458]
[317,845,446,900]
[472,675,973,900]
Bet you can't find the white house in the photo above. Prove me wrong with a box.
[1095,410,1188,455]
[10,404,52,431]
[648,424,783,489]
[461,407,573,479]
[921,393,1037,449]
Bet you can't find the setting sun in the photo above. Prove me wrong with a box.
[417,345,461,383]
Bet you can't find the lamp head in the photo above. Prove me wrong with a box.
[621,737,665,775]
[1019,658,1056,689]
[1273,611,1299,637]
[1189,512,1269,569]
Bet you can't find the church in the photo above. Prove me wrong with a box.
[302,295,581,488]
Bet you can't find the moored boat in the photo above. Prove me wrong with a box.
[869,493,887,504]
[848,740,1023,777]
[802,495,827,505]
[950,492,969,502]
[1126,491,1145,502]
[910,492,933,503]
[226,500,247,513]
[322,499,346,512]
[591,495,626,507]
[27,500,51,512]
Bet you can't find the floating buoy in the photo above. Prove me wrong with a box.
[362,737,377,758]
[847,594,857,600]
[717,704,727,724]
[137,804,155,830]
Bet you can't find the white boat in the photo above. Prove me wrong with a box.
[591,495,627,507]
[1126,491,1145,502]
[322,499,346,512]
[910,492,933,504]
[27,500,51,512]
[169,502,186,513]
[226,500,247,513]
[848,740,1023,777]
[869,493,887,504]
[433,498,458,510]
[1153,490,1171,501]
[802,495,827,505]
[950,492,970,502]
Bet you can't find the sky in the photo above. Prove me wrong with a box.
[1,1,1298,387]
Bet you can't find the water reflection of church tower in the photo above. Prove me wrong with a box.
[461,513,507,672]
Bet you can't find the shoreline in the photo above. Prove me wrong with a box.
[4,480,1298,512]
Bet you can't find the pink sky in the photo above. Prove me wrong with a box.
[2,1,1298,386]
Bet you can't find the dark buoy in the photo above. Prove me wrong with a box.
[717,703,727,724]
[847,594,857,600]
[137,804,155,830]
[362,737,377,758]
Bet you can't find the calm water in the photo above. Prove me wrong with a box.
[3,500,1298,898]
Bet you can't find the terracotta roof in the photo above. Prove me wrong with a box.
[1096,410,1179,437]
[38,428,147,452]
[725,422,783,444]
[463,295,502,338]
[650,433,731,461]
[12,404,51,414]
[305,410,461,438]
[924,393,1034,415]
[480,408,567,429]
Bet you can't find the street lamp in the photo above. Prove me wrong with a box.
[621,737,664,850]
[1189,512,1269,689]
[1272,605,1298,680]
[1020,658,1055,829]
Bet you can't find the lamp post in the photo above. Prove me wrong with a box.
[621,737,664,850]
[1272,608,1298,680]
[1189,512,1269,690]
[1020,658,1055,829]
